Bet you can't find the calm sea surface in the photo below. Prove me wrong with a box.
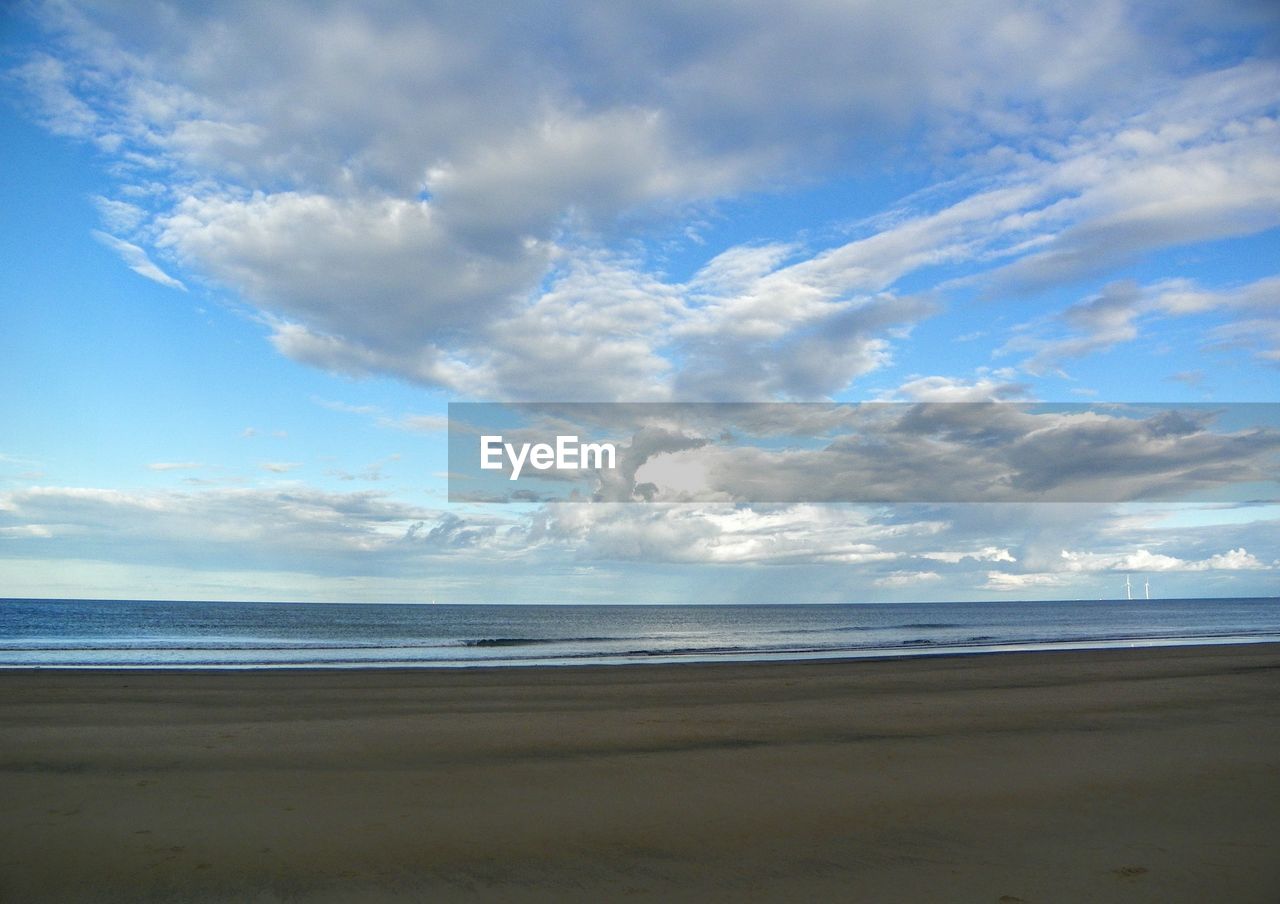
[2,597,1278,668]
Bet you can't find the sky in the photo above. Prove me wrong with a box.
[1,0,1278,603]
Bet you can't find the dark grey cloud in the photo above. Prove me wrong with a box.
[450,403,1280,503]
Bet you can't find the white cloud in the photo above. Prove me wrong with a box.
[93,196,146,233]
[384,415,449,433]
[259,462,301,474]
[1004,281,1144,373]
[0,525,54,539]
[881,376,1030,402]
[326,455,401,483]
[160,191,545,348]
[1060,546,1270,572]
[479,252,684,401]
[1205,548,1269,569]
[91,230,186,291]
[146,462,202,472]
[312,398,379,416]
[979,64,1280,293]
[541,503,912,566]
[1002,274,1280,372]
[1206,317,1280,365]
[922,546,1016,564]
[982,571,1073,591]
[874,570,942,588]
[0,485,522,575]
[9,53,99,140]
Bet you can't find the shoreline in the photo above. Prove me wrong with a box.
[3,643,1279,901]
[4,632,1279,672]
[3,636,1278,678]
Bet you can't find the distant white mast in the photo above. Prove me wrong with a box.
[1125,575,1132,601]
[1144,578,1150,600]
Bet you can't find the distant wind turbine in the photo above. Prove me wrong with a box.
[1125,575,1132,601]
[1144,578,1150,600]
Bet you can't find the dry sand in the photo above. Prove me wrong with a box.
[2,644,1279,902]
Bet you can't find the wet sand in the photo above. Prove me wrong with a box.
[2,644,1279,902]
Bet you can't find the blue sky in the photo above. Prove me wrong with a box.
[1,1,1277,603]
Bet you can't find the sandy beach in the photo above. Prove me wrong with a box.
[2,644,1278,902]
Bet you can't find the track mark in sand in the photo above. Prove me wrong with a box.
[142,844,188,866]
[1113,865,1149,878]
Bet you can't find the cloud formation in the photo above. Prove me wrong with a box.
[0,485,516,576]
[11,1,1278,401]
[5,2,1278,603]
[4,484,1271,601]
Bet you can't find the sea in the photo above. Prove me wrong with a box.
[1,597,1279,669]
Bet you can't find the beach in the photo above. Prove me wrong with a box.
[2,644,1278,902]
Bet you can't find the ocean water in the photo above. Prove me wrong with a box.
[1,597,1279,669]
